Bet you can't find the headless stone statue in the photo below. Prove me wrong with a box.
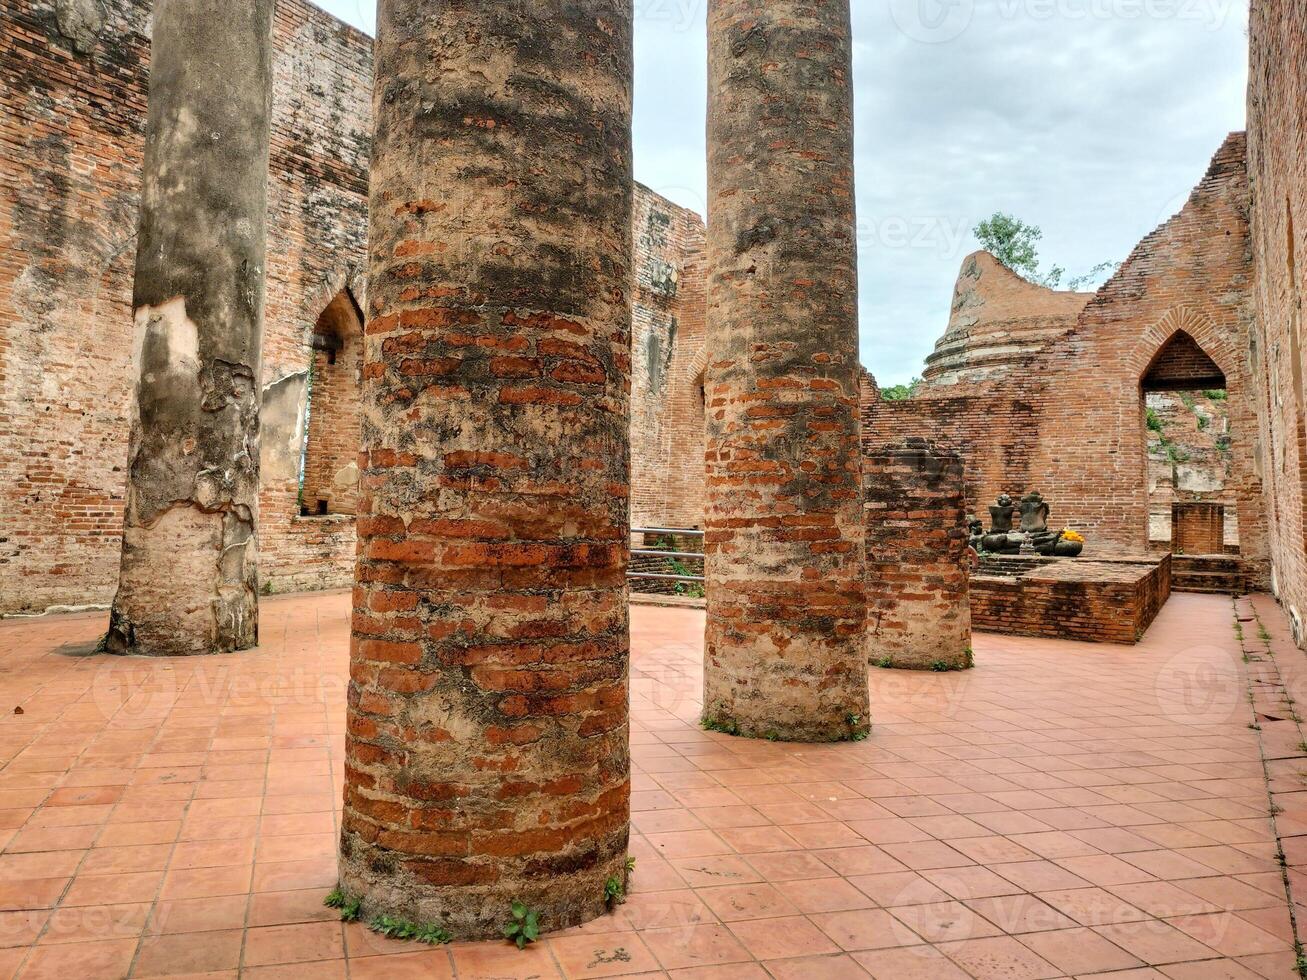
[981,494,1021,554]
[989,493,1015,533]
[1020,491,1064,556]
[1018,490,1050,533]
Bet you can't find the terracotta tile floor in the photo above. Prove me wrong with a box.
[0,590,1300,978]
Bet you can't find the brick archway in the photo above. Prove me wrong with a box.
[1130,307,1234,384]
[299,265,366,351]
[686,345,710,392]
[1131,307,1239,555]
[299,281,366,516]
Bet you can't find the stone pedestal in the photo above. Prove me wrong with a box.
[864,440,972,671]
[702,0,869,741]
[339,0,633,940]
[107,0,275,657]
[1172,502,1226,555]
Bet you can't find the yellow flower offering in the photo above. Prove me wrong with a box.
[1062,529,1085,544]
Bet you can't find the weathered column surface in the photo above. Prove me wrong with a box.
[107,0,274,657]
[702,0,870,741]
[339,0,634,940]
[865,440,973,671]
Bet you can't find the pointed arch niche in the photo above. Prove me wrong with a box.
[1137,314,1236,553]
[299,287,364,517]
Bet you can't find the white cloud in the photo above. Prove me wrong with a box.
[310,0,1248,385]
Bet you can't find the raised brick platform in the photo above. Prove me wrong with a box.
[972,554,1173,644]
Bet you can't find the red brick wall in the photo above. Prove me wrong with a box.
[1172,502,1226,556]
[1247,1,1307,640]
[0,0,372,612]
[0,0,149,612]
[301,292,365,518]
[863,440,971,670]
[630,186,707,531]
[865,136,1265,575]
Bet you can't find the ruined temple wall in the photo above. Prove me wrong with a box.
[0,0,371,612]
[300,336,364,518]
[630,187,708,531]
[0,0,709,612]
[865,136,1261,560]
[1247,2,1307,636]
[863,394,1040,525]
[1031,133,1262,556]
[0,0,150,614]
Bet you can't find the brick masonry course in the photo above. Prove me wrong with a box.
[863,439,972,671]
[865,136,1268,594]
[1247,1,1307,645]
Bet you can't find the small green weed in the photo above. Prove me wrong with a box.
[604,875,625,908]
[503,900,541,950]
[324,888,362,923]
[702,716,740,737]
[368,914,450,945]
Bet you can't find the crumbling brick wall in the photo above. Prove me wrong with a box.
[865,136,1265,578]
[630,186,707,532]
[971,556,1172,645]
[1247,1,1307,641]
[0,0,150,613]
[863,439,971,671]
[0,0,373,613]
[0,0,709,612]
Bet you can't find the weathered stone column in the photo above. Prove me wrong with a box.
[864,440,973,671]
[702,0,870,741]
[107,0,274,657]
[339,0,633,940]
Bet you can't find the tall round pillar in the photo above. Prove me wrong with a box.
[703,0,870,741]
[108,0,275,657]
[339,0,634,940]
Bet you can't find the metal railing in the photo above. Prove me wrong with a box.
[628,527,705,595]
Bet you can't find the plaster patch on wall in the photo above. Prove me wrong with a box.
[54,0,107,54]
[260,370,309,484]
[332,460,359,490]
[132,297,200,387]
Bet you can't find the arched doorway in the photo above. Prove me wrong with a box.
[298,287,364,517]
[1141,329,1234,553]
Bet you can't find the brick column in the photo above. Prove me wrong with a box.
[702,0,870,741]
[107,0,274,657]
[864,440,972,671]
[339,0,633,940]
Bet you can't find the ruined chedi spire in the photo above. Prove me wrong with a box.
[702,0,871,741]
[107,0,275,657]
[338,0,634,939]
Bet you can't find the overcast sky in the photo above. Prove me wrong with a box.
[314,0,1250,386]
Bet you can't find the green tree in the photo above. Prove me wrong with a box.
[973,212,1116,291]
[974,213,1049,283]
[881,378,922,401]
